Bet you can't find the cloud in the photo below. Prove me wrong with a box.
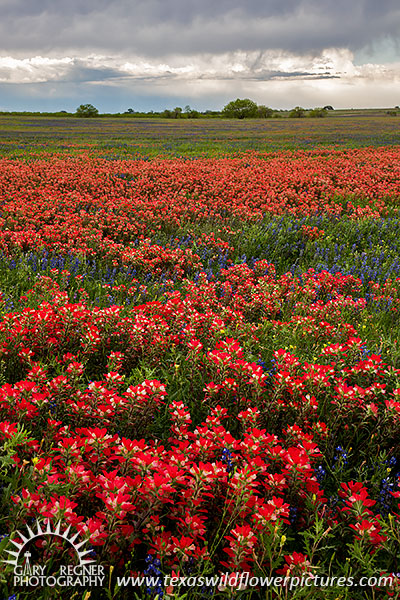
[0,56,125,84]
[0,0,398,110]
[0,0,399,57]
[0,49,397,86]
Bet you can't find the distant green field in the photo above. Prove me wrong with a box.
[0,114,399,158]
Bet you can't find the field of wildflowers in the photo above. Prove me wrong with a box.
[0,130,400,599]
[0,114,399,158]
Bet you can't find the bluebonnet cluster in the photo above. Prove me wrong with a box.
[332,446,349,470]
[199,584,215,597]
[232,215,400,303]
[257,357,277,372]
[144,554,163,599]
[289,506,298,525]
[49,398,57,416]
[0,248,167,308]
[379,477,396,516]
[299,218,400,289]
[183,556,195,575]
[327,495,339,509]
[256,359,268,372]
[377,456,399,516]
[315,465,326,484]
[2,213,400,316]
[268,357,277,377]
[257,358,277,385]
[360,343,371,359]
[221,448,234,477]
[4,299,14,311]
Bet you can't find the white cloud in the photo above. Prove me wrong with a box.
[0,49,399,87]
[0,56,73,83]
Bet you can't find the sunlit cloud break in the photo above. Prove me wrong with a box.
[0,50,398,86]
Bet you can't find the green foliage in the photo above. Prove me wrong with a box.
[222,98,258,119]
[75,103,99,118]
[256,104,274,118]
[184,105,200,118]
[289,106,305,118]
[309,107,328,118]
[162,107,183,119]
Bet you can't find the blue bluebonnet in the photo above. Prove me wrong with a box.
[379,477,396,516]
[360,343,371,359]
[327,495,339,508]
[183,556,195,575]
[144,554,163,598]
[315,466,326,484]
[221,448,234,477]
[289,506,298,525]
[257,359,268,372]
[199,584,215,597]
[333,446,348,470]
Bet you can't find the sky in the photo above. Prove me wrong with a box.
[0,0,399,112]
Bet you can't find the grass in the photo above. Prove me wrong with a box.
[0,114,399,158]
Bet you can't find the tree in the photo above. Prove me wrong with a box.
[309,107,328,118]
[289,106,305,118]
[256,105,273,118]
[162,107,183,119]
[188,110,200,118]
[172,107,183,118]
[75,104,99,118]
[125,108,134,114]
[222,98,258,119]
[323,105,334,110]
[184,105,199,118]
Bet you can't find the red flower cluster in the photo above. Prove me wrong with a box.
[0,150,400,592]
[0,148,399,260]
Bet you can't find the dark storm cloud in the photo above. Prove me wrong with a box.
[0,0,399,57]
[64,63,124,83]
[246,71,341,81]
[194,69,341,82]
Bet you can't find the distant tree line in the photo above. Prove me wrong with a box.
[72,101,332,119]
[0,102,398,119]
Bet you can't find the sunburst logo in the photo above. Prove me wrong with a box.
[3,519,94,569]
[2,519,105,589]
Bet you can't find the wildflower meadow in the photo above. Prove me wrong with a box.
[0,122,400,599]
